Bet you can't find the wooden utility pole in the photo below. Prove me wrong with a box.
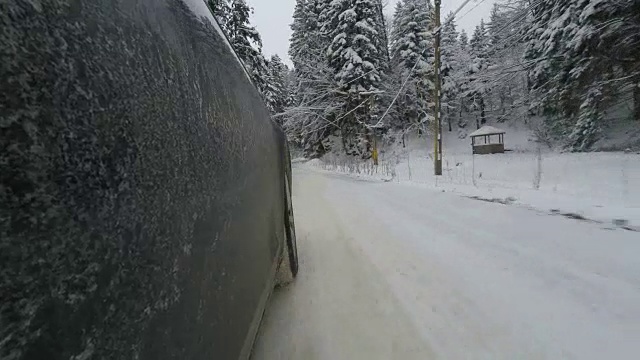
[433,0,443,175]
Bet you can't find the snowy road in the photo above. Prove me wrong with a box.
[252,167,640,360]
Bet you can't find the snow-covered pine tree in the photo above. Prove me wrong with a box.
[563,0,640,147]
[469,20,489,68]
[325,0,383,97]
[226,0,270,100]
[284,0,339,157]
[525,0,571,142]
[382,1,408,131]
[467,20,490,129]
[290,0,329,75]
[440,12,460,132]
[618,1,640,122]
[459,29,468,50]
[325,0,385,156]
[368,0,392,134]
[524,0,639,150]
[445,27,472,130]
[569,85,603,151]
[488,3,506,53]
[262,57,277,114]
[483,1,529,124]
[283,67,297,109]
[289,0,308,73]
[262,55,289,118]
[389,0,435,133]
[208,0,232,34]
[453,27,472,130]
[371,0,390,73]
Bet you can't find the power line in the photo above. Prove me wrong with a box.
[455,0,491,24]
[368,49,428,129]
[286,0,509,141]
[373,0,493,130]
[433,0,480,34]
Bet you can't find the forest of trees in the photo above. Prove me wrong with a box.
[208,0,295,116]
[210,0,640,156]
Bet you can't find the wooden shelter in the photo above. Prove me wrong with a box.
[470,126,506,154]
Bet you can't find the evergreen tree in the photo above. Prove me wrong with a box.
[441,12,460,131]
[289,0,308,72]
[467,20,490,128]
[326,0,382,95]
[523,0,640,149]
[264,55,290,118]
[454,25,472,130]
[569,85,603,151]
[325,0,385,156]
[290,0,330,74]
[483,1,529,124]
[226,0,270,101]
[389,0,435,132]
[488,3,506,52]
[372,0,391,73]
[208,0,232,34]
[459,29,468,50]
[369,0,392,132]
[285,0,338,156]
[283,67,297,109]
[469,20,489,59]
[441,13,471,131]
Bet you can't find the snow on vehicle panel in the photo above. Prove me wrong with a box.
[182,0,254,86]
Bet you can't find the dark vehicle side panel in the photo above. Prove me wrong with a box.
[1,0,284,359]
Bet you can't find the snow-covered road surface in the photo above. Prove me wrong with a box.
[252,167,640,360]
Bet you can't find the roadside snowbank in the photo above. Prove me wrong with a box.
[301,130,640,228]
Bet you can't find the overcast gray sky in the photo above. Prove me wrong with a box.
[246,0,495,67]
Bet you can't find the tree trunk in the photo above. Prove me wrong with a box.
[394,99,403,128]
[479,95,486,125]
[416,83,423,136]
[458,96,464,128]
[341,126,349,154]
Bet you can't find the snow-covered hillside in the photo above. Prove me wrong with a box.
[307,126,640,228]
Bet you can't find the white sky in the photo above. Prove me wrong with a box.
[246,0,495,67]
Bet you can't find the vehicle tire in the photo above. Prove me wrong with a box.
[276,170,298,286]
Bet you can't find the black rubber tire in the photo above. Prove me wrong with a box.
[283,174,298,277]
[275,163,298,286]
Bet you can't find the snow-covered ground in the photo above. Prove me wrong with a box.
[252,166,640,359]
[314,127,640,228]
